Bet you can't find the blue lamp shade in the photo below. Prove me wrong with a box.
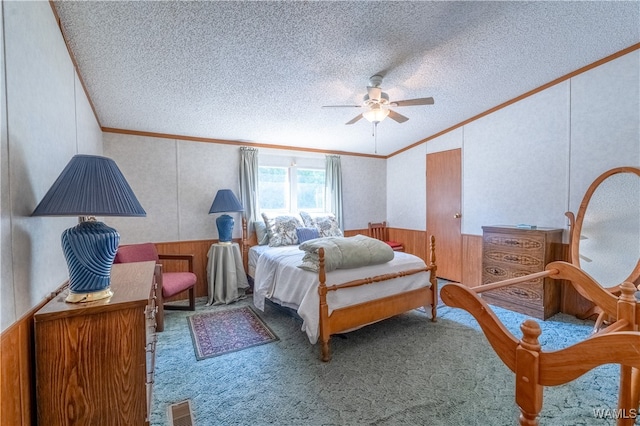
[32,155,146,303]
[209,189,243,244]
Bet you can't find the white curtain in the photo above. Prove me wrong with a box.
[325,155,343,230]
[239,147,259,231]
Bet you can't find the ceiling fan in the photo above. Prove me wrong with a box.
[322,74,434,125]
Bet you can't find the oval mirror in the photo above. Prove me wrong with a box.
[570,167,640,289]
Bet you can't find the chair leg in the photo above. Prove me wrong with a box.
[188,287,195,311]
[164,286,196,311]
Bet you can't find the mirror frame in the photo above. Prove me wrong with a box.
[567,166,640,289]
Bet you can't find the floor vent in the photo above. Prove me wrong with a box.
[167,400,194,426]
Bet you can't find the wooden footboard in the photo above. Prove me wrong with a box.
[317,236,438,362]
[241,218,439,362]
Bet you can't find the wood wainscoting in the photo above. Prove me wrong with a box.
[389,228,483,286]
[0,233,595,425]
[462,234,483,287]
[347,227,431,262]
[462,233,594,317]
[377,230,593,318]
[0,240,216,425]
[349,227,482,285]
[1,297,53,426]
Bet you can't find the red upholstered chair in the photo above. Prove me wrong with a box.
[114,243,197,331]
[368,221,404,252]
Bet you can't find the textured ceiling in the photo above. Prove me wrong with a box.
[53,1,639,156]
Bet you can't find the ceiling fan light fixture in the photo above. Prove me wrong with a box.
[363,108,389,123]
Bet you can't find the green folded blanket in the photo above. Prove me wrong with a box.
[299,234,394,272]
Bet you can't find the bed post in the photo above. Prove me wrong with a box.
[429,235,438,321]
[317,248,331,362]
[515,319,543,426]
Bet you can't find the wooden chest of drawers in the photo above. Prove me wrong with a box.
[481,226,563,319]
[35,261,158,426]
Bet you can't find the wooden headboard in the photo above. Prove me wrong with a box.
[241,217,256,273]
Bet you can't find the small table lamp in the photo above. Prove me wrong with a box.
[32,154,146,303]
[209,189,243,244]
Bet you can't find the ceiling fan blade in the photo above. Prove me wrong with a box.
[390,97,434,107]
[345,114,364,125]
[387,109,409,123]
[322,105,362,108]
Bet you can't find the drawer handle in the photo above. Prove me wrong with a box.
[504,239,521,246]
[504,255,519,262]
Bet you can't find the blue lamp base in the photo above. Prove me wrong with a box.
[62,219,119,303]
[216,214,234,244]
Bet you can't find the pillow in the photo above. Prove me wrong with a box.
[254,221,269,245]
[314,214,343,237]
[299,211,343,238]
[299,211,315,228]
[296,227,319,244]
[261,212,303,247]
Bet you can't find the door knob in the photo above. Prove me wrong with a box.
[454,213,461,219]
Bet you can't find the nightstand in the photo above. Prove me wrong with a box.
[206,242,249,305]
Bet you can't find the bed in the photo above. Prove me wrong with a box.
[241,218,438,361]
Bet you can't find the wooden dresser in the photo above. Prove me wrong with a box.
[34,261,158,426]
[481,226,564,320]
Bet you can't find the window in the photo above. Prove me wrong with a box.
[258,165,325,214]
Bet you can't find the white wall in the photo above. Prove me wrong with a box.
[387,143,425,230]
[104,136,387,243]
[341,155,386,230]
[568,51,640,212]
[104,134,248,243]
[387,50,640,237]
[0,1,102,331]
[463,83,570,234]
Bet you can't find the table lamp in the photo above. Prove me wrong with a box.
[32,154,146,303]
[209,189,243,244]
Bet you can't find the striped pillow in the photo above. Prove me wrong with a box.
[296,227,319,244]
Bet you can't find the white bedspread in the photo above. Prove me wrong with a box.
[252,245,431,344]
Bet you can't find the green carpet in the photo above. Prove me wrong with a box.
[151,291,623,425]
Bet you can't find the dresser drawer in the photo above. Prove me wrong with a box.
[483,232,546,254]
[482,277,544,308]
[483,250,545,271]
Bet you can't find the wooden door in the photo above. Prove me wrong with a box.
[426,149,462,282]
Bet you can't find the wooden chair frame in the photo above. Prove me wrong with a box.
[158,252,196,312]
[368,221,404,251]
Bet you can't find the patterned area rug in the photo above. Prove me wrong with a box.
[187,306,278,360]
